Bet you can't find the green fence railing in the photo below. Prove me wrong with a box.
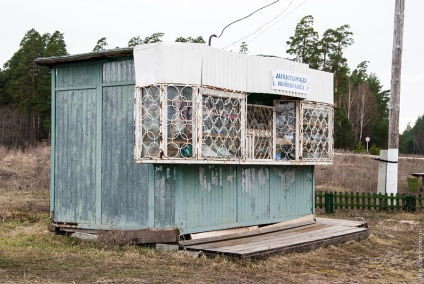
[316,191,423,213]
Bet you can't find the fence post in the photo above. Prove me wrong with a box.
[405,195,416,212]
[325,192,334,213]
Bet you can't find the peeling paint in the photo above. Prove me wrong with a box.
[219,167,223,187]
[285,170,296,187]
[199,166,212,192]
[258,167,269,188]
[155,166,162,173]
[278,168,296,190]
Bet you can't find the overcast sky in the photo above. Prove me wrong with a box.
[1,0,421,134]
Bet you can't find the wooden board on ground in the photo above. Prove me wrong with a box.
[182,218,369,258]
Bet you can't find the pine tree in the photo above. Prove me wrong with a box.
[286,15,320,68]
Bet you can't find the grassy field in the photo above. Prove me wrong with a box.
[0,146,423,283]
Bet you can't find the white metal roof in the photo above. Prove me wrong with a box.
[133,43,333,104]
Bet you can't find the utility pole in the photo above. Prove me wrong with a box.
[377,0,405,195]
[386,0,405,195]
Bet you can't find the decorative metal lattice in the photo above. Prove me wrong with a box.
[135,84,333,164]
[302,102,333,161]
[201,88,243,159]
[139,86,161,158]
[246,105,273,160]
[166,86,195,158]
[275,101,296,160]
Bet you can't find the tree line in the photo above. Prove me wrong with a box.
[0,22,421,154]
[285,15,391,151]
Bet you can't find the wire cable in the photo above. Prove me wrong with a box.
[222,0,310,49]
[246,0,310,44]
[208,0,280,46]
[223,0,294,49]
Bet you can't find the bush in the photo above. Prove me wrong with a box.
[354,142,366,154]
[369,143,381,155]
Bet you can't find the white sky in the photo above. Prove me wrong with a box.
[0,0,421,133]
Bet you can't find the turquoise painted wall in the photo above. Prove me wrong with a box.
[51,58,315,234]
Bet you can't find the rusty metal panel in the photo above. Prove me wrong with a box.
[101,85,149,228]
[56,64,98,89]
[103,60,135,84]
[54,89,97,224]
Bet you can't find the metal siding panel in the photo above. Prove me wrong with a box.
[238,166,270,223]
[172,164,314,234]
[55,89,96,224]
[174,164,238,234]
[202,48,247,91]
[134,44,202,86]
[269,166,313,219]
[56,64,98,89]
[307,71,334,104]
[103,60,135,84]
[101,85,149,228]
[154,165,176,228]
[133,44,333,105]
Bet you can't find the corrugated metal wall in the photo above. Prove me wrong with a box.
[55,89,97,224]
[171,164,313,234]
[101,60,150,229]
[52,58,314,234]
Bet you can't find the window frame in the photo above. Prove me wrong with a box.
[134,84,333,165]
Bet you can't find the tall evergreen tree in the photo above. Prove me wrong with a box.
[2,29,68,143]
[286,15,320,68]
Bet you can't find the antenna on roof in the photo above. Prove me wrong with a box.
[208,0,280,46]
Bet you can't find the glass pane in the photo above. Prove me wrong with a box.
[201,90,242,159]
[275,101,296,160]
[166,86,194,158]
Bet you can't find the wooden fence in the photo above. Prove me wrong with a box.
[316,191,423,212]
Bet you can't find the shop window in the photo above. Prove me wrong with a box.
[135,84,333,164]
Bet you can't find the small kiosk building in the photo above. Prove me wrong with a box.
[36,43,333,242]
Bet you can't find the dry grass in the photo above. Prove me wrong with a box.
[0,145,50,192]
[316,152,424,193]
[0,146,423,283]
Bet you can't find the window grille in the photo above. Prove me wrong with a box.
[275,101,297,161]
[302,102,333,161]
[134,84,333,164]
[138,85,161,159]
[166,86,195,158]
[201,88,243,159]
[246,105,273,160]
